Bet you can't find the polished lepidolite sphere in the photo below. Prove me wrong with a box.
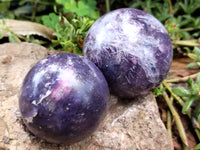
[83,8,173,98]
[19,53,110,144]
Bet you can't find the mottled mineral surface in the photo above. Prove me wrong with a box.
[84,8,173,98]
[0,43,173,150]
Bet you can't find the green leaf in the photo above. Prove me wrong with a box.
[172,87,191,97]
[187,62,200,68]
[0,2,10,14]
[194,143,200,150]
[188,77,194,87]
[50,14,94,54]
[56,0,99,19]
[182,98,194,114]
[73,48,82,55]
[42,13,60,30]
[153,87,166,97]
[8,33,21,43]
[193,103,200,118]
[184,47,192,53]
[0,32,3,40]
[196,74,200,87]
[90,11,100,20]
[187,47,200,67]
[2,19,6,25]
[188,53,198,61]
[195,47,200,57]
[191,84,200,95]
[198,115,200,128]
[75,1,90,16]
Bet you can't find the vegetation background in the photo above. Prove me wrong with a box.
[1,0,200,149]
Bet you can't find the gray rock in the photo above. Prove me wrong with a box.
[0,42,173,150]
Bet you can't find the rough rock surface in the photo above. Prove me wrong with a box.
[0,42,174,150]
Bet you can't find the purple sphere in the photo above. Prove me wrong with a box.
[83,8,173,98]
[19,53,110,144]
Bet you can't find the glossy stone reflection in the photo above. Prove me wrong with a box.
[19,53,110,144]
[83,8,173,98]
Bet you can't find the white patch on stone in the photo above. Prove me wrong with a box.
[32,70,46,95]
[85,9,165,84]
[40,58,48,64]
[37,90,52,105]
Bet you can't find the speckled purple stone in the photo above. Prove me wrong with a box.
[83,8,173,98]
[19,53,110,144]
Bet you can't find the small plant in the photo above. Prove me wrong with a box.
[42,13,94,54]
[0,19,21,43]
[127,0,200,43]
[194,143,200,150]
[172,74,200,115]
[187,47,200,68]
[164,18,182,41]
[153,86,166,97]
[0,0,15,19]
[178,0,200,15]
[162,73,200,149]
[56,0,99,19]
[42,13,60,30]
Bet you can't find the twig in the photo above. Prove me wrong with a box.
[165,73,200,83]
[195,129,200,141]
[167,109,172,138]
[162,81,192,117]
[172,40,200,47]
[180,27,195,32]
[163,80,200,142]
[168,0,174,14]
[162,81,185,107]
[162,86,189,148]
[105,0,110,13]
[192,118,200,141]
[31,0,40,21]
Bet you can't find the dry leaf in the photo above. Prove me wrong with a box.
[0,19,56,40]
[168,57,200,79]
